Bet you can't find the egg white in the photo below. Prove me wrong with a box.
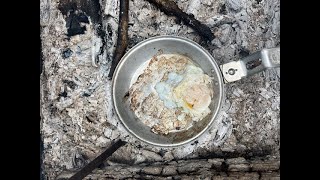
[129,54,213,134]
[155,64,212,122]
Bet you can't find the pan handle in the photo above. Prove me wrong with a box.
[220,47,280,83]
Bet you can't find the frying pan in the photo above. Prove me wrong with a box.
[112,35,280,147]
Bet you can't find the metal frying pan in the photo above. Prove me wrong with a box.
[112,35,280,147]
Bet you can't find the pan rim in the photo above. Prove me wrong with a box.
[111,35,224,147]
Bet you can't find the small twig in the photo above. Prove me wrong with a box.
[68,139,127,180]
[108,0,129,79]
[146,0,214,41]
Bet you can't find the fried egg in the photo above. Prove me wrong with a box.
[129,54,213,135]
[173,65,212,118]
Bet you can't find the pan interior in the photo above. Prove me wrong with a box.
[112,36,223,147]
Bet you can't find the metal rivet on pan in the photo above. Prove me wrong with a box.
[228,68,236,75]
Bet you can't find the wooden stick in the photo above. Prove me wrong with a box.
[68,140,127,180]
[108,0,129,79]
[146,0,214,41]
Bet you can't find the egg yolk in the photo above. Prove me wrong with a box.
[185,101,194,109]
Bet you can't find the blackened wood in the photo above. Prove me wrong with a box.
[108,0,129,79]
[146,0,214,41]
[68,140,127,180]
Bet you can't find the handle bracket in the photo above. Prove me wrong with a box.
[220,47,280,83]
